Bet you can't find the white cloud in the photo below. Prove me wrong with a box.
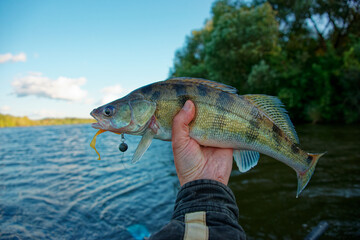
[0,105,11,114]
[29,109,67,119]
[12,72,88,102]
[100,84,129,104]
[0,53,27,63]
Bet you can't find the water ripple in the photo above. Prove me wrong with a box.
[0,124,359,239]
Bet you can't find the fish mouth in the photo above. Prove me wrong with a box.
[91,122,102,129]
[90,109,103,129]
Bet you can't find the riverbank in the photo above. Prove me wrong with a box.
[0,113,94,128]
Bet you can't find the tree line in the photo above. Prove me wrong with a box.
[0,114,94,128]
[170,0,360,123]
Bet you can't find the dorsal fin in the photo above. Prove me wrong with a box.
[244,94,299,144]
[165,77,238,94]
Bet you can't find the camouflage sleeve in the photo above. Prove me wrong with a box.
[149,179,246,240]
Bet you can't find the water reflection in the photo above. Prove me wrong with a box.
[230,124,360,239]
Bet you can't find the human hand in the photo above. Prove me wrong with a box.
[172,100,234,186]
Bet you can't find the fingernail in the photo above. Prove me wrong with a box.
[182,100,191,112]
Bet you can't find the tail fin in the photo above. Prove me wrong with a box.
[296,152,326,197]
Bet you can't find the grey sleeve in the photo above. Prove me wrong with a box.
[149,179,246,240]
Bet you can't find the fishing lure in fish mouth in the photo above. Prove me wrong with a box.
[90,130,128,159]
[90,129,106,160]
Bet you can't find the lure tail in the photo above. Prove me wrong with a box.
[296,152,326,197]
[90,129,106,160]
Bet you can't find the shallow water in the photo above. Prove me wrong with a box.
[0,124,359,239]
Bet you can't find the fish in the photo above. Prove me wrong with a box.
[90,77,325,197]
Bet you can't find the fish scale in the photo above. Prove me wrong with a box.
[90,77,325,197]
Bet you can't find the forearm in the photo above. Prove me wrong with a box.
[150,179,246,240]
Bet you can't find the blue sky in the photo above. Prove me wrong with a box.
[0,0,214,119]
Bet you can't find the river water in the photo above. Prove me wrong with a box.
[0,124,359,239]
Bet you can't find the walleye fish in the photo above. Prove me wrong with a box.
[90,77,325,197]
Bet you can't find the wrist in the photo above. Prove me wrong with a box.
[179,175,229,186]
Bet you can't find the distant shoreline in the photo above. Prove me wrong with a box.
[0,113,95,128]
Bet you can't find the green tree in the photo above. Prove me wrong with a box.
[171,1,280,92]
[170,0,360,123]
[170,21,212,78]
[205,2,279,90]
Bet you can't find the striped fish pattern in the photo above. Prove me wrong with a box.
[90,78,325,197]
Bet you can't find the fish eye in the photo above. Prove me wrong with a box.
[103,106,115,117]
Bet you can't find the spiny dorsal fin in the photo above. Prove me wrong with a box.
[166,77,238,94]
[244,94,299,144]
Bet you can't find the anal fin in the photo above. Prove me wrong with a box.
[132,129,155,163]
[233,150,260,172]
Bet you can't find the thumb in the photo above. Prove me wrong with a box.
[172,100,195,148]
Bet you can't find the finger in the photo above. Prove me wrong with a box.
[172,100,195,149]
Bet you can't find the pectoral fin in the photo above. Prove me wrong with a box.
[132,129,155,163]
[233,150,260,172]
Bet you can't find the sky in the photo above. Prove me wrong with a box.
[0,0,214,119]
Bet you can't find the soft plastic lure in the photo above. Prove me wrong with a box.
[90,129,106,160]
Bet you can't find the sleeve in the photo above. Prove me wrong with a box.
[149,179,246,240]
